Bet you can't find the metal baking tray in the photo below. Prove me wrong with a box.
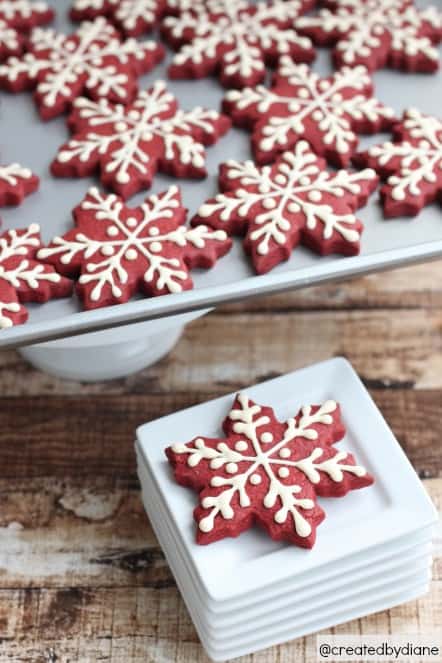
[0,0,441,349]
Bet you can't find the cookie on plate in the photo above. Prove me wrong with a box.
[51,81,231,198]
[191,141,378,274]
[38,185,232,310]
[0,162,39,206]
[0,17,165,120]
[223,57,395,168]
[354,109,442,218]
[161,0,316,89]
[296,0,442,74]
[0,224,72,330]
[166,393,374,548]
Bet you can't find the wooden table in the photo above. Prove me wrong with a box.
[0,262,440,662]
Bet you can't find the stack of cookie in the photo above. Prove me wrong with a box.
[136,358,437,661]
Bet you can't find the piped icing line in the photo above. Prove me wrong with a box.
[167,393,374,548]
[223,58,395,168]
[51,81,231,197]
[161,0,316,89]
[191,141,378,274]
[0,224,72,329]
[295,0,442,73]
[0,1,54,61]
[0,162,39,205]
[70,0,167,36]
[38,185,231,310]
[0,16,165,119]
[354,108,442,217]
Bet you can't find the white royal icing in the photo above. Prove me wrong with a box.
[0,17,160,108]
[225,59,394,157]
[0,18,19,54]
[0,223,61,329]
[172,394,367,538]
[38,186,227,303]
[0,162,32,186]
[72,0,163,32]
[163,0,313,83]
[0,0,51,21]
[367,108,442,202]
[296,0,442,69]
[198,141,377,257]
[55,81,223,186]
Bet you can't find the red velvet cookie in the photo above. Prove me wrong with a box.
[38,185,232,310]
[0,224,72,330]
[296,0,442,74]
[161,0,316,89]
[0,0,54,61]
[166,393,374,548]
[354,109,442,218]
[0,17,165,120]
[191,141,378,274]
[70,0,167,36]
[223,58,395,168]
[51,81,231,198]
[0,163,39,206]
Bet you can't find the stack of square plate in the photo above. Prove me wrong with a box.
[136,358,437,662]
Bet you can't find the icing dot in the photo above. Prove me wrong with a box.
[149,226,160,236]
[260,432,273,444]
[106,225,118,237]
[126,217,137,228]
[308,190,322,202]
[101,245,114,256]
[278,467,289,479]
[262,198,277,209]
[288,202,300,213]
[150,241,162,252]
[226,462,238,474]
[125,248,138,261]
[235,441,248,452]
[279,448,291,459]
[249,473,262,485]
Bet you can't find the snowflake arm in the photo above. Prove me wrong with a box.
[0,224,73,329]
[0,162,39,205]
[51,82,231,198]
[354,108,442,217]
[192,142,378,274]
[70,0,168,36]
[161,0,316,89]
[38,186,231,309]
[223,60,395,168]
[0,17,165,120]
[166,393,373,548]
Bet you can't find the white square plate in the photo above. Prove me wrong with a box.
[136,357,437,605]
[139,459,433,633]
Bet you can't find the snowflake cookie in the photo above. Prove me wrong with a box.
[0,162,39,205]
[0,224,72,329]
[51,81,231,199]
[0,1,54,61]
[191,141,378,274]
[166,393,374,548]
[296,0,442,74]
[223,58,395,168]
[354,109,442,218]
[0,17,165,120]
[161,0,316,89]
[70,0,167,36]
[38,186,231,310]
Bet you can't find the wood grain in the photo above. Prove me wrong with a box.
[0,262,440,662]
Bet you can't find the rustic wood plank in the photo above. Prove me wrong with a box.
[0,479,439,661]
[1,308,442,396]
[0,390,440,479]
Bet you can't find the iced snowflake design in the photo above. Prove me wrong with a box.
[161,0,316,89]
[0,224,72,329]
[223,58,395,168]
[355,109,442,218]
[0,162,39,206]
[38,186,231,310]
[192,141,378,274]
[0,0,54,61]
[70,0,167,36]
[167,394,374,548]
[51,81,231,199]
[0,17,165,120]
[296,0,442,73]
